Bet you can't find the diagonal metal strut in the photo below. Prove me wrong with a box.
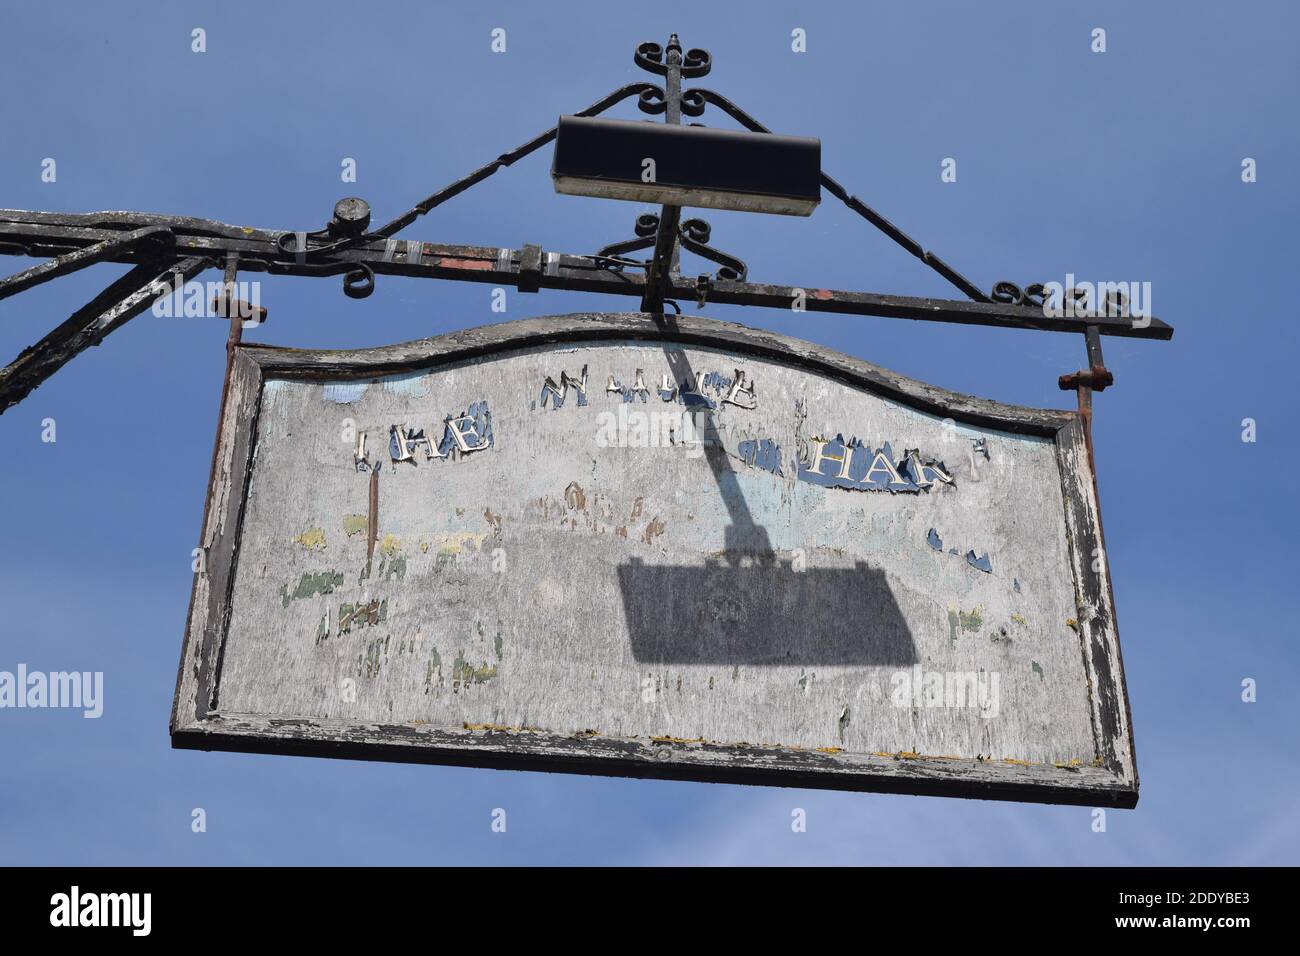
[0,256,208,413]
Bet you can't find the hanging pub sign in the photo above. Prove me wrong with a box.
[170,312,1138,807]
[0,32,1167,808]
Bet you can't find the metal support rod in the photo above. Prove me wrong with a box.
[195,251,247,591]
[1085,324,1105,370]
[637,36,769,556]
[683,87,992,303]
[1074,325,1108,545]
[221,252,245,358]
[641,35,685,313]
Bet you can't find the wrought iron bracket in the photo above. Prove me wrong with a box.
[594,213,746,287]
[0,33,1173,415]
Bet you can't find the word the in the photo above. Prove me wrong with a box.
[352,402,493,471]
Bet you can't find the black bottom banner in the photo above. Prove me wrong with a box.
[0,866,1283,940]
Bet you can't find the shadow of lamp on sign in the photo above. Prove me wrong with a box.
[619,559,915,666]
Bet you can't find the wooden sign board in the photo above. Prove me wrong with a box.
[171,312,1137,807]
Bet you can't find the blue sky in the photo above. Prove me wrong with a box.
[1,1,1296,864]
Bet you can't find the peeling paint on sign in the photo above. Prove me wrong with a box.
[947,604,985,641]
[279,570,343,607]
[737,438,782,475]
[176,313,1136,808]
[323,382,368,404]
[293,527,327,551]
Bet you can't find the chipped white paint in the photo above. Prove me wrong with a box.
[173,313,1136,806]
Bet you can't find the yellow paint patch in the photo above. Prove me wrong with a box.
[431,531,487,555]
[463,722,540,733]
[650,735,705,745]
[343,514,368,537]
[294,528,326,551]
[380,533,402,555]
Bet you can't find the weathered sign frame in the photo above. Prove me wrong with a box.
[171,311,1137,807]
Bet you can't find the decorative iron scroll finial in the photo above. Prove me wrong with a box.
[636,36,711,79]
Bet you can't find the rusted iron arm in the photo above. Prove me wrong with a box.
[0,255,209,413]
[272,81,663,269]
[0,79,663,414]
[0,225,173,303]
[681,88,993,303]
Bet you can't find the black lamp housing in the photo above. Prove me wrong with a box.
[552,116,821,216]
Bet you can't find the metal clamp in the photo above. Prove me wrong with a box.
[517,244,543,293]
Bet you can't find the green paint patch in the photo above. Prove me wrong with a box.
[494,632,503,660]
[1032,661,1045,682]
[280,570,344,607]
[424,649,443,693]
[343,514,368,537]
[947,604,984,640]
[452,650,497,690]
[378,552,407,581]
[339,598,387,634]
[359,634,390,679]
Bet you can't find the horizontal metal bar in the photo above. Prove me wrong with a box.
[0,211,1172,339]
[0,225,171,302]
